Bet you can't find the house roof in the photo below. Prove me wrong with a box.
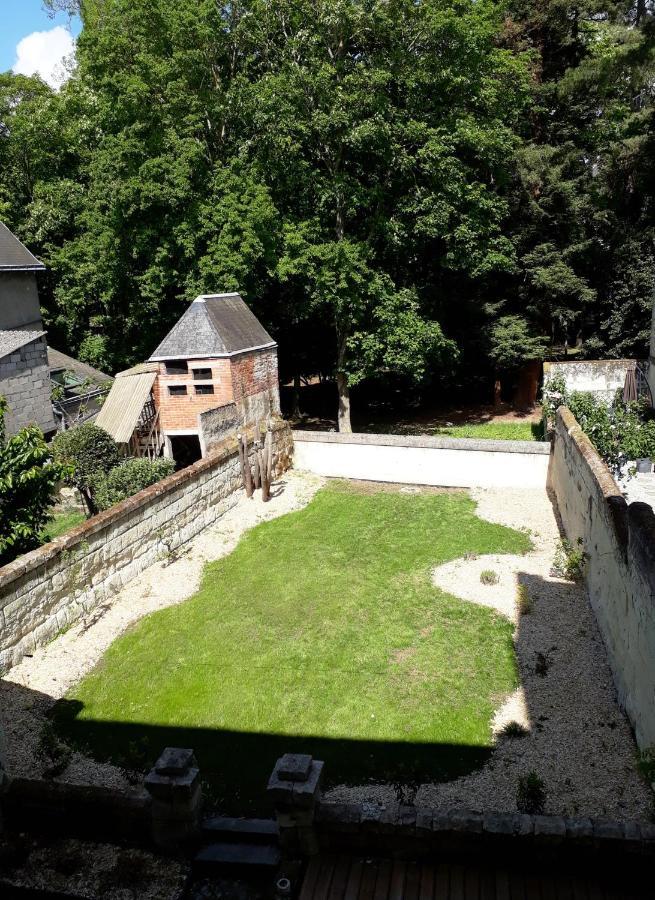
[0,222,46,272]
[48,347,111,385]
[0,329,46,360]
[149,294,276,361]
[95,364,157,444]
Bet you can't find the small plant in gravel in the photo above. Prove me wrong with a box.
[517,584,533,615]
[500,720,529,738]
[637,747,655,787]
[552,537,587,581]
[480,569,499,585]
[37,721,72,778]
[517,771,547,814]
[534,650,553,677]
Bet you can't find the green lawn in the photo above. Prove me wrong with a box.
[43,509,86,541]
[433,422,543,441]
[55,482,530,813]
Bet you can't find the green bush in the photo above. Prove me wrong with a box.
[52,424,121,514]
[0,396,65,565]
[543,375,655,475]
[517,771,546,814]
[91,458,175,511]
[480,569,499,585]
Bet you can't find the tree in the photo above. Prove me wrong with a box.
[90,457,175,510]
[52,423,121,515]
[0,397,65,565]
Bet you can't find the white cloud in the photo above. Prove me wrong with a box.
[12,26,75,90]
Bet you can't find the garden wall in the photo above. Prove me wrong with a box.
[543,359,634,404]
[0,421,293,673]
[293,431,550,489]
[548,407,655,748]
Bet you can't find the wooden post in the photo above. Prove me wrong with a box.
[266,424,274,485]
[259,447,270,501]
[239,433,254,498]
[253,441,261,490]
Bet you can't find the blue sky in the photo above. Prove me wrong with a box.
[1,1,81,80]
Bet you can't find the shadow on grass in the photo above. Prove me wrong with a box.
[50,699,492,815]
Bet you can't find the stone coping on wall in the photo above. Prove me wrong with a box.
[315,800,654,859]
[293,430,551,455]
[0,418,289,592]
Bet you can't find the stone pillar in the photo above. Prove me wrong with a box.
[144,747,202,851]
[267,753,323,856]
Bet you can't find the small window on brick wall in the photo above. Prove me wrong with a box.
[165,360,188,375]
[195,384,215,396]
[168,385,187,397]
[192,367,212,380]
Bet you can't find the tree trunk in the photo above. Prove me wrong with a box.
[292,372,302,419]
[336,331,352,433]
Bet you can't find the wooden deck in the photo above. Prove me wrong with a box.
[299,854,648,899]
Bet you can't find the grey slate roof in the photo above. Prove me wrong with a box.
[149,294,275,361]
[48,347,111,385]
[0,329,46,360]
[0,222,45,271]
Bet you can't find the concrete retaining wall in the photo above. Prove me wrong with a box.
[548,407,655,748]
[544,359,634,404]
[293,431,551,489]
[0,421,293,674]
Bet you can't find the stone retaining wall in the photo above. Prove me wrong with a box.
[0,420,293,673]
[293,430,550,489]
[543,359,635,404]
[548,407,655,748]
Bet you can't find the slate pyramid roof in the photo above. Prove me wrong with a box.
[0,221,45,271]
[149,294,276,361]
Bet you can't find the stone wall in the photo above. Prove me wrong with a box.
[543,359,634,404]
[231,347,281,426]
[0,335,55,436]
[199,401,239,453]
[548,407,655,748]
[293,431,551,489]
[0,420,293,673]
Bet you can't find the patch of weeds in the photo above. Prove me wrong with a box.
[99,851,150,894]
[480,569,499,585]
[500,720,529,738]
[517,584,533,615]
[534,650,553,677]
[552,537,587,581]
[637,747,655,786]
[115,736,151,774]
[52,845,84,878]
[37,722,72,778]
[463,551,478,561]
[517,771,546,814]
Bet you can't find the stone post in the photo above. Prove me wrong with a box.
[267,753,323,856]
[144,747,202,851]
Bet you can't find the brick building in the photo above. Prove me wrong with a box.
[97,293,280,466]
[0,222,56,437]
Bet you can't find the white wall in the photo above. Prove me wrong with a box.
[293,432,550,489]
[544,359,634,405]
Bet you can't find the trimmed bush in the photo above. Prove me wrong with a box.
[91,458,175,511]
[52,424,121,514]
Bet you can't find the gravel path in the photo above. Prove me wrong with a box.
[0,471,324,788]
[326,486,653,821]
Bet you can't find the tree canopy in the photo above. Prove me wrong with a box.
[2,0,655,428]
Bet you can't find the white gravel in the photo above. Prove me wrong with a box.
[326,486,653,821]
[0,470,324,787]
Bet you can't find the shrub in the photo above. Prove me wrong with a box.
[480,569,499,585]
[517,771,546,814]
[0,396,65,565]
[91,458,175,511]
[500,720,529,738]
[517,584,533,615]
[52,424,121,514]
[552,537,587,581]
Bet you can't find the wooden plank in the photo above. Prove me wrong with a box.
[524,870,542,900]
[479,867,496,900]
[464,865,481,900]
[359,860,378,900]
[300,857,324,900]
[509,870,526,900]
[433,864,449,900]
[374,858,393,900]
[328,856,353,900]
[449,864,465,900]
[314,855,338,900]
[388,860,406,900]
[571,879,589,900]
[404,861,422,900]
[419,862,435,900]
[495,869,512,900]
[344,858,364,900]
